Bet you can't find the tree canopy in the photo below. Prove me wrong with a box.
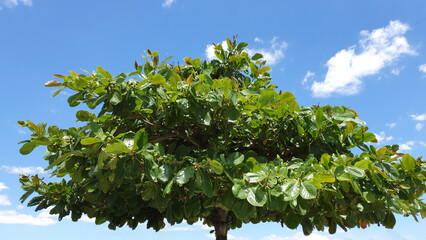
[18,37,426,240]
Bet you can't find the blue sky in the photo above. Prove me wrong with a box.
[1,0,426,239]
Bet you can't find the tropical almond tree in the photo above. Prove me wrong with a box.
[18,37,426,240]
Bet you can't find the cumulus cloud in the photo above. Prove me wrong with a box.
[411,113,426,121]
[205,36,287,65]
[374,131,393,144]
[386,123,397,129]
[0,182,8,191]
[0,0,32,9]
[415,123,424,131]
[0,209,56,226]
[419,64,426,75]
[1,165,45,175]
[261,233,332,240]
[311,20,415,98]
[302,71,315,85]
[399,141,415,151]
[207,233,250,240]
[0,195,12,206]
[162,0,175,8]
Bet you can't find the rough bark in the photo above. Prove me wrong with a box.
[211,207,229,240]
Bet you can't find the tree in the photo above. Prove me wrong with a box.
[18,37,426,240]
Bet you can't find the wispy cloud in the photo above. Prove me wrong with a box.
[386,122,397,129]
[411,113,426,121]
[0,182,8,191]
[415,123,424,131]
[302,71,315,85]
[261,232,332,240]
[0,0,32,9]
[311,20,415,98]
[205,36,287,66]
[374,131,393,144]
[0,195,12,206]
[254,37,264,43]
[419,64,426,75]
[1,165,45,175]
[162,0,175,8]
[399,141,415,151]
[420,141,426,147]
[0,209,56,226]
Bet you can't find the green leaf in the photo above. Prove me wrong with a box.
[259,89,275,107]
[227,152,245,165]
[81,137,103,145]
[228,90,238,106]
[337,172,351,182]
[281,181,300,200]
[105,142,130,154]
[232,182,248,199]
[110,91,123,105]
[347,166,365,179]
[315,108,324,129]
[68,91,84,107]
[374,161,400,180]
[300,182,317,200]
[209,160,223,175]
[354,159,373,170]
[232,200,252,219]
[317,172,335,183]
[251,53,263,61]
[246,187,267,207]
[163,178,174,195]
[151,73,166,85]
[362,132,376,142]
[19,142,37,155]
[76,110,93,121]
[245,171,267,183]
[284,212,300,229]
[175,167,194,185]
[383,211,396,229]
[88,122,105,140]
[236,42,248,51]
[225,106,240,120]
[134,128,148,150]
[402,154,416,171]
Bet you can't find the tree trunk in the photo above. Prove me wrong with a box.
[211,207,229,240]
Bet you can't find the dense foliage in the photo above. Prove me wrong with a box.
[18,38,426,239]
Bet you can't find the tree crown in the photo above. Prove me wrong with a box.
[18,37,426,236]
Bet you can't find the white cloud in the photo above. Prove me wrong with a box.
[207,234,249,240]
[415,123,424,131]
[411,113,426,121]
[0,195,12,206]
[254,37,264,43]
[311,20,415,97]
[162,0,175,8]
[1,165,45,175]
[0,209,56,226]
[386,122,397,129]
[391,66,404,75]
[302,71,315,85]
[261,233,332,240]
[205,36,287,65]
[399,141,415,151]
[419,64,426,75]
[0,0,32,8]
[374,131,393,144]
[0,182,8,191]
[420,141,426,147]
